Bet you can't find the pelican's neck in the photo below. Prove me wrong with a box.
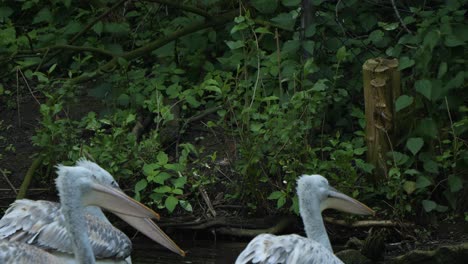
[57,167,96,264]
[298,193,332,252]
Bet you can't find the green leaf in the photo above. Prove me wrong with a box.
[368,30,384,44]
[92,21,103,35]
[448,175,463,192]
[268,191,284,200]
[254,27,272,34]
[154,172,171,184]
[143,163,159,177]
[63,21,81,35]
[47,63,57,74]
[277,196,286,208]
[251,123,264,133]
[282,39,300,54]
[406,137,424,155]
[0,6,13,19]
[435,205,448,212]
[154,186,171,193]
[403,181,416,194]
[304,25,316,37]
[165,196,179,213]
[172,188,183,195]
[290,195,299,214]
[416,118,438,139]
[336,46,347,61]
[404,169,420,175]
[164,163,185,172]
[422,200,436,212]
[302,40,315,55]
[103,22,130,35]
[134,179,147,192]
[125,113,136,124]
[423,160,439,174]
[271,12,297,31]
[395,95,413,112]
[172,177,187,188]
[378,22,399,31]
[388,151,409,166]
[281,0,301,7]
[33,8,52,24]
[444,35,464,47]
[311,79,328,91]
[179,200,193,212]
[415,79,432,100]
[437,62,447,79]
[157,152,169,165]
[423,30,440,50]
[117,93,130,106]
[251,0,278,13]
[398,57,415,70]
[225,40,245,50]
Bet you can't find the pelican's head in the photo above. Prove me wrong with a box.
[54,159,186,257]
[297,174,374,215]
[76,158,120,189]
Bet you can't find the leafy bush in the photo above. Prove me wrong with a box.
[0,0,466,218]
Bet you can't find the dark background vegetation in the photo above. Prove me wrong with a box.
[0,0,466,245]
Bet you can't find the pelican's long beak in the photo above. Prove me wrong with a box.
[83,182,160,219]
[116,213,186,256]
[83,182,185,256]
[320,186,375,215]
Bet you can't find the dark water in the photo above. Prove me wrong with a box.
[132,240,247,264]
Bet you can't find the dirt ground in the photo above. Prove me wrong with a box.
[0,94,43,208]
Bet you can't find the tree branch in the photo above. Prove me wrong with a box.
[18,45,116,58]
[69,0,128,44]
[69,10,237,84]
[145,0,212,18]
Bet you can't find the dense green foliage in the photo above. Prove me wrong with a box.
[0,0,466,219]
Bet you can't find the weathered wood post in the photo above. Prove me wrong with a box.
[363,58,400,182]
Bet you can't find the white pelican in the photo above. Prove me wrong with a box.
[0,159,185,263]
[236,174,375,264]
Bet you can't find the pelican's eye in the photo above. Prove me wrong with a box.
[111,180,119,188]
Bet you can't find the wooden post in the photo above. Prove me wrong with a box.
[363,58,400,182]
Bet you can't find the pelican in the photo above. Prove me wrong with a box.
[236,174,375,264]
[0,159,185,263]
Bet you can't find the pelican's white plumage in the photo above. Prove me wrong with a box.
[0,159,184,263]
[236,174,374,264]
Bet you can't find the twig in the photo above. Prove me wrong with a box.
[35,47,50,72]
[17,68,41,106]
[217,217,294,237]
[335,0,346,35]
[444,96,459,158]
[199,186,216,217]
[145,0,212,18]
[393,242,468,263]
[249,26,261,108]
[69,10,237,84]
[17,156,44,199]
[275,28,282,95]
[69,0,127,44]
[16,67,21,127]
[324,217,414,228]
[0,169,17,195]
[0,188,50,192]
[390,0,412,34]
[18,45,117,58]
